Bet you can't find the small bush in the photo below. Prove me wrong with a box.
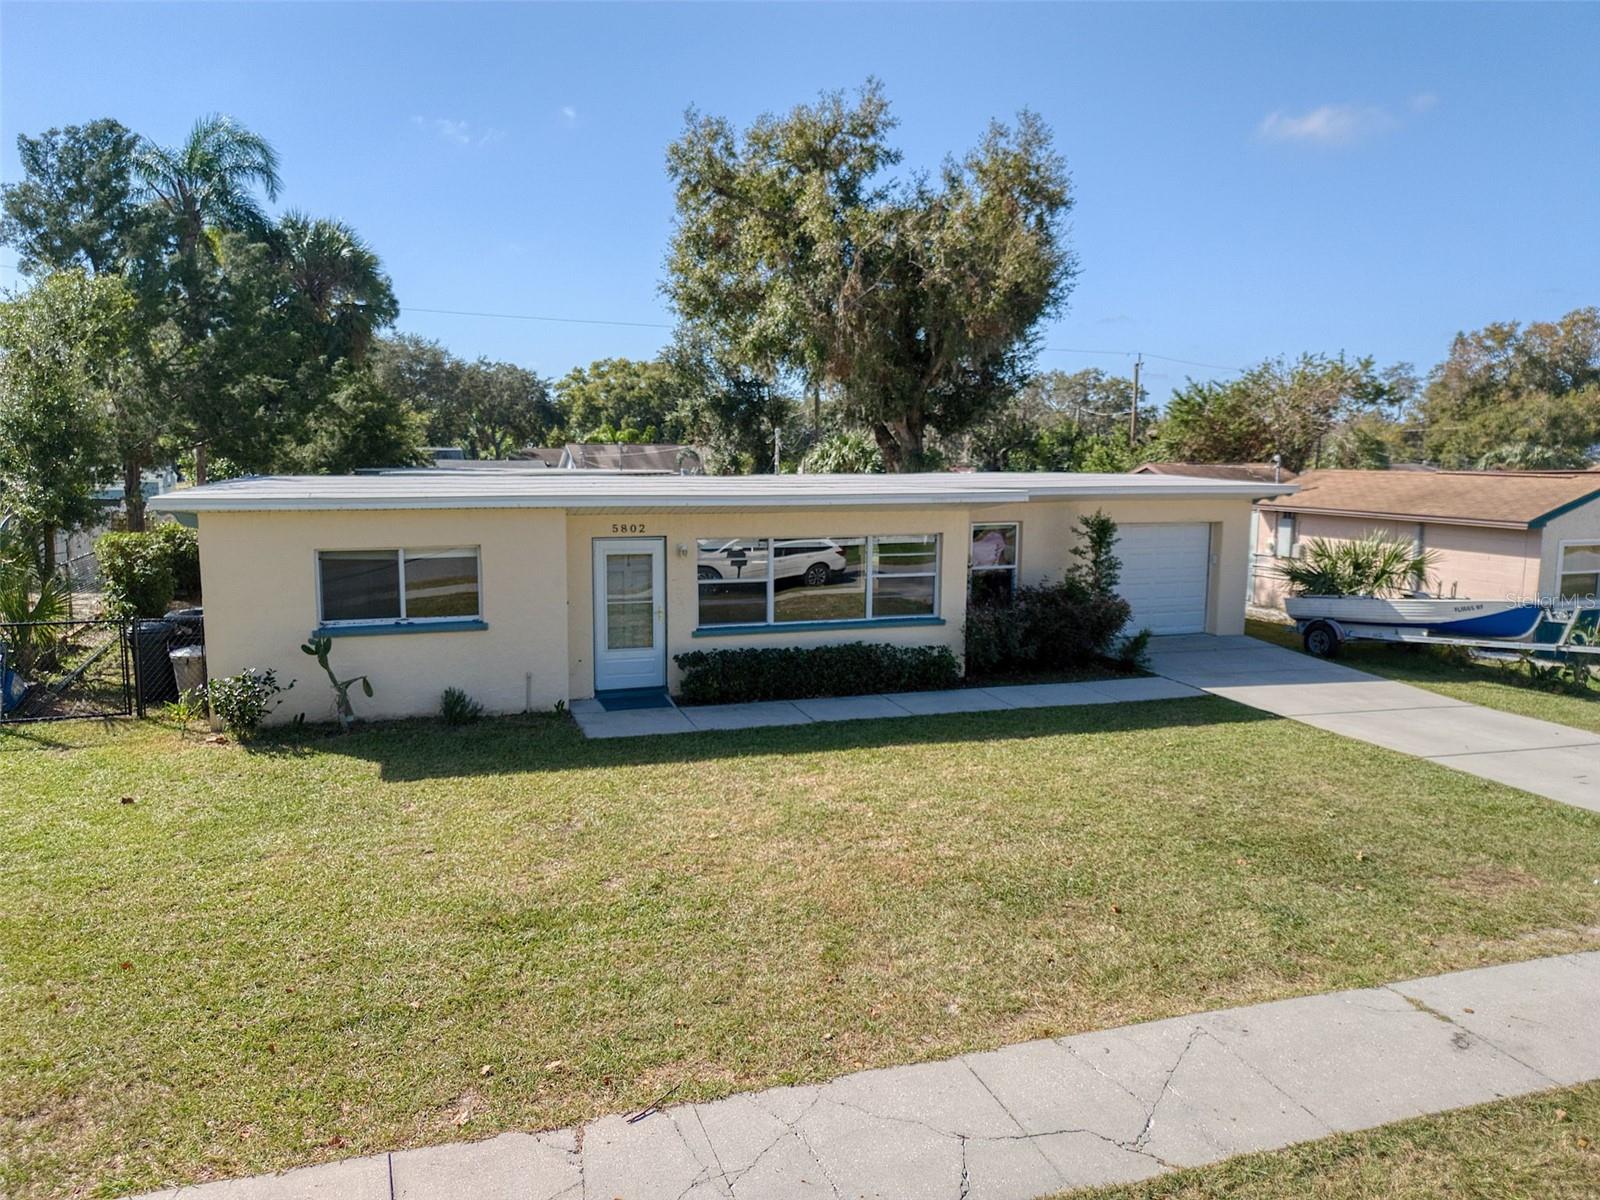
[96,531,176,618]
[205,668,292,738]
[439,686,483,725]
[964,576,1132,676]
[1114,627,1153,671]
[675,642,960,704]
[151,523,200,598]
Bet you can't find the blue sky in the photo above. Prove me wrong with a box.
[4,2,1597,399]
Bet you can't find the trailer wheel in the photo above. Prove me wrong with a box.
[1303,621,1342,659]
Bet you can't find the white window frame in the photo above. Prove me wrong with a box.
[969,522,1021,599]
[315,546,482,627]
[1556,539,1600,601]
[1274,513,1298,558]
[694,534,941,629]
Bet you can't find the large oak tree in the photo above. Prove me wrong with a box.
[666,81,1076,471]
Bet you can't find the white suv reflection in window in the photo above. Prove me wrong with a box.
[697,539,848,587]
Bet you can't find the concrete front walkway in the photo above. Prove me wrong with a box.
[571,675,1203,739]
[1147,635,1600,813]
[133,952,1600,1200]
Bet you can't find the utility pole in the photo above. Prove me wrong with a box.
[1128,353,1143,450]
[773,425,782,474]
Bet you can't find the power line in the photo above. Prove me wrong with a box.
[403,305,674,331]
[401,303,1253,373]
[1042,346,1249,373]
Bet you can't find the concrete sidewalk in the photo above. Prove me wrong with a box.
[1148,635,1600,813]
[131,952,1599,1199]
[571,675,1203,739]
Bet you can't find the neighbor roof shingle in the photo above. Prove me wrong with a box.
[1258,469,1600,528]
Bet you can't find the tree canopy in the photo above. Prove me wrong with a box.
[1417,307,1600,468]
[1154,354,1415,472]
[666,80,1076,470]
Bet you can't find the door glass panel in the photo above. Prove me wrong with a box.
[605,552,654,649]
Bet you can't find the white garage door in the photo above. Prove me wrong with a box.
[1115,523,1211,635]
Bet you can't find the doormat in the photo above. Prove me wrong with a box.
[595,688,674,712]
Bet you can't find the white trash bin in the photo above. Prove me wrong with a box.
[169,644,207,696]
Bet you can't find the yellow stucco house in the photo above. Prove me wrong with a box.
[149,471,1292,724]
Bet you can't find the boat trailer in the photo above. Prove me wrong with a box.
[1292,602,1600,662]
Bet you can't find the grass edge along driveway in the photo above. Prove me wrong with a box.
[3,697,1599,1198]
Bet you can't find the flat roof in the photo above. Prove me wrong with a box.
[148,471,1296,514]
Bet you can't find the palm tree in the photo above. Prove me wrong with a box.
[133,114,282,257]
[133,115,281,486]
[276,213,398,360]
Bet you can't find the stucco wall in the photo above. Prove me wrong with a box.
[564,506,972,700]
[197,508,569,724]
[1537,500,1600,599]
[967,495,1255,636]
[1251,510,1542,607]
[197,490,1262,717]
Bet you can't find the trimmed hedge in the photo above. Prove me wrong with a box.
[95,523,200,618]
[675,642,960,705]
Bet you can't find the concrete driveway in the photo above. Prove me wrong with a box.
[1149,635,1600,813]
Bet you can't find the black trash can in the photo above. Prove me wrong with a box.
[133,618,177,710]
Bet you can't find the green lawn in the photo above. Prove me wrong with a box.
[1246,617,1600,734]
[1063,1082,1600,1199]
[4,700,1599,1198]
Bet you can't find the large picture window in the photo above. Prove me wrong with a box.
[1558,543,1600,601]
[969,524,1018,607]
[317,548,480,625]
[697,535,939,628]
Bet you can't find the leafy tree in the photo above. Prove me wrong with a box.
[370,334,469,447]
[666,81,1076,470]
[1417,308,1600,467]
[371,336,560,458]
[665,333,797,472]
[459,360,561,459]
[960,368,1148,472]
[1016,369,1148,440]
[0,271,131,573]
[0,119,147,276]
[556,357,685,442]
[1155,354,1414,472]
[285,367,427,474]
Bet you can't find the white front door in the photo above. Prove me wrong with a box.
[593,538,667,691]
[1116,523,1213,635]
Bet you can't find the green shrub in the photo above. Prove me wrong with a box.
[205,668,292,738]
[151,523,200,597]
[1273,533,1437,598]
[94,523,200,618]
[964,576,1133,676]
[439,686,483,725]
[95,531,176,618]
[674,642,960,704]
[1114,627,1153,671]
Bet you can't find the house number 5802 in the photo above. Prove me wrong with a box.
[611,523,646,533]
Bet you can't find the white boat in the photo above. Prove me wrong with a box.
[1284,595,1545,640]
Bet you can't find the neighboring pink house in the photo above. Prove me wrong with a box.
[1251,469,1600,608]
